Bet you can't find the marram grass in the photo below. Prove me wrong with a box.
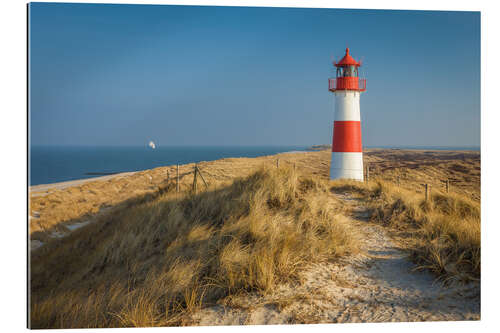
[331,179,480,283]
[30,166,358,328]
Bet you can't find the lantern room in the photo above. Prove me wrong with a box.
[328,48,366,92]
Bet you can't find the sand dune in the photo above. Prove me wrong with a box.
[29,148,480,327]
[29,148,480,247]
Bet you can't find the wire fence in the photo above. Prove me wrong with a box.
[160,158,475,202]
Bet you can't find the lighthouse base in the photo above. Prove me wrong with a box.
[330,152,364,181]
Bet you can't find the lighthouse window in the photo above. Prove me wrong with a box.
[343,66,358,77]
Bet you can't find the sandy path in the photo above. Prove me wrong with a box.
[189,193,480,325]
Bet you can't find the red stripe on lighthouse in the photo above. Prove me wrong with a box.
[332,121,362,152]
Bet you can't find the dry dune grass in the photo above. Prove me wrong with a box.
[29,153,311,241]
[29,167,197,238]
[30,166,359,328]
[363,149,480,201]
[330,179,480,283]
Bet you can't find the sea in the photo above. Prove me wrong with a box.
[29,145,309,186]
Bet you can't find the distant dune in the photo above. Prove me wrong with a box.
[307,144,332,151]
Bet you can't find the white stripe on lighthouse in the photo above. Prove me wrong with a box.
[334,91,360,121]
[330,152,364,181]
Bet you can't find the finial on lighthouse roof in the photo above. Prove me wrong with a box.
[335,47,361,67]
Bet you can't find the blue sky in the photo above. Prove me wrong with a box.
[28,3,480,147]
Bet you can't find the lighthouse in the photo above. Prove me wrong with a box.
[328,48,367,181]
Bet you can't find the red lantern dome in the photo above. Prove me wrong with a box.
[334,48,361,67]
[329,48,366,92]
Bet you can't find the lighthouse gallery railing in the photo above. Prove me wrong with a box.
[328,78,366,92]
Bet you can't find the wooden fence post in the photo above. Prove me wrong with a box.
[366,164,370,182]
[397,176,400,186]
[293,163,296,171]
[193,165,198,194]
[167,170,170,183]
[276,159,279,168]
[176,164,179,193]
[425,184,430,202]
[196,165,209,189]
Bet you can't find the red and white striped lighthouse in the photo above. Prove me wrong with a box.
[328,48,367,181]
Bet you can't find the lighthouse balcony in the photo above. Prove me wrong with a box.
[329,77,366,92]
